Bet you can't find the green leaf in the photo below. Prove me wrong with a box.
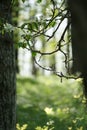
[26,34,31,40]
[22,0,24,2]
[21,23,28,29]
[37,0,42,3]
[28,23,32,30]
[17,42,27,48]
[51,21,56,27]
[32,52,37,57]
[22,43,27,48]
[32,22,38,30]
[21,22,39,31]
[49,21,56,27]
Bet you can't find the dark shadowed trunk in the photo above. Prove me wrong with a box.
[12,0,19,73]
[0,1,16,130]
[68,0,87,97]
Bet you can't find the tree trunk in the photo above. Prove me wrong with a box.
[68,0,87,97]
[0,1,16,130]
[68,0,87,73]
[13,0,19,73]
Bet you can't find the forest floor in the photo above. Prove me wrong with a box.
[16,75,87,130]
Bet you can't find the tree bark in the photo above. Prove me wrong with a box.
[68,0,87,73]
[68,0,87,97]
[12,0,19,73]
[0,1,16,130]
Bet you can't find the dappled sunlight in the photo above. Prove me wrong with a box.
[16,124,28,130]
[44,107,54,115]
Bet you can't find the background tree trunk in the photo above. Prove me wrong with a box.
[0,1,16,130]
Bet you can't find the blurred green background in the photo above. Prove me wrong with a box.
[16,75,87,130]
[12,0,87,129]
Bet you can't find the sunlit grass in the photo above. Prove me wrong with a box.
[16,75,87,130]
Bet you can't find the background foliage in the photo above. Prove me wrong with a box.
[16,76,87,130]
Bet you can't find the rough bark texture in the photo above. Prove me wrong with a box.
[68,0,87,97]
[0,1,16,130]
